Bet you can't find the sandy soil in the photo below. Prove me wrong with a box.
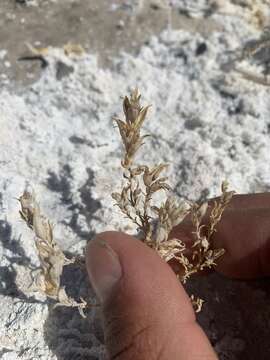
[0,0,220,84]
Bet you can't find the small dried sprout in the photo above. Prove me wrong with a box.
[63,43,85,57]
[113,89,235,311]
[25,42,85,58]
[18,191,89,318]
[240,27,270,61]
[232,26,270,86]
[18,42,85,70]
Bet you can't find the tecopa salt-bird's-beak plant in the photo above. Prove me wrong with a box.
[18,191,89,317]
[18,88,234,315]
[112,88,235,311]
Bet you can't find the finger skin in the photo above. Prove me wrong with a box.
[218,193,270,211]
[87,231,217,360]
[211,207,270,278]
[171,193,270,279]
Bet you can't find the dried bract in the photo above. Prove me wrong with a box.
[113,88,151,168]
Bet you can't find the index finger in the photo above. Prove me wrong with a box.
[170,193,270,279]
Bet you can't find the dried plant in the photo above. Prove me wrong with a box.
[227,26,270,86]
[18,42,85,69]
[18,89,234,314]
[18,191,89,317]
[112,89,234,311]
[241,27,270,61]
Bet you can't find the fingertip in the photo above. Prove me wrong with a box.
[91,230,195,320]
[86,231,217,359]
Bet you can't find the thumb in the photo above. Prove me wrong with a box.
[86,231,217,360]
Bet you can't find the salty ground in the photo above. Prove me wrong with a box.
[1,0,270,359]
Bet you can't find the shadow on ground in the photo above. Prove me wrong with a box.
[43,262,104,360]
[186,273,270,360]
[0,219,44,304]
[46,165,101,241]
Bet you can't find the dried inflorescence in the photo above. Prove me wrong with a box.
[19,191,89,317]
[112,89,234,311]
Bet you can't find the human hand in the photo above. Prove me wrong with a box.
[86,193,270,360]
[170,192,270,279]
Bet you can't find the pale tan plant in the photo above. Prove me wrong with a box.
[112,89,235,311]
[19,191,89,317]
[18,89,234,314]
